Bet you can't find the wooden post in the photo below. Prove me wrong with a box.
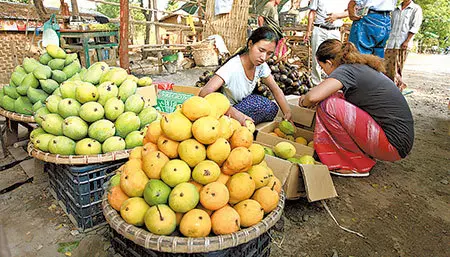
[119,0,130,71]
[70,0,80,16]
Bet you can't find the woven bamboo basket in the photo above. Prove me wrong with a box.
[27,142,131,165]
[0,106,35,123]
[102,190,285,253]
[191,41,219,67]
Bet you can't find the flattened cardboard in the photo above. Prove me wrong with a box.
[299,164,338,202]
[172,85,201,95]
[256,121,314,156]
[136,84,157,107]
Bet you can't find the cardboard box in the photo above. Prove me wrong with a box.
[257,121,314,156]
[172,85,201,96]
[136,84,157,107]
[279,95,316,128]
[260,143,337,201]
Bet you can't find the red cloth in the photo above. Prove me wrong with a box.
[314,94,401,173]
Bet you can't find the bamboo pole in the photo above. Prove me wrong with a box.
[109,18,203,30]
[87,0,204,19]
[119,0,129,71]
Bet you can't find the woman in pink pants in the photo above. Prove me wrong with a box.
[299,39,414,177]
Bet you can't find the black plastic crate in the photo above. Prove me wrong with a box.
[110,229,271,257]
[63,161,124,207]
[44,160,125,230]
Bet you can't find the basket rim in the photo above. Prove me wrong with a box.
[0,106,35,123]
[27,142,131,165]
[102,190,285,253]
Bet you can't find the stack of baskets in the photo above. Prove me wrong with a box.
[191,40,219,67]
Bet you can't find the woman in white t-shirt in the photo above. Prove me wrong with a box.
[199,27,292,125]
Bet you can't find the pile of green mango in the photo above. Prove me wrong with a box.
[0,45,82,115]
[29,57,158,156]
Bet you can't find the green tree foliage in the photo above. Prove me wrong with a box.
[4,0,30,3]
[415,0,450,47]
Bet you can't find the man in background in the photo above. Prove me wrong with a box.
[385,0,423,90]
[304,0,349,86]
[348,0,396,58]
[258,0,281,27]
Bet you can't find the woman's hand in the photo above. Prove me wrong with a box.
[283,111,292,122]
[238,112,254,126]
[298,95,306,107]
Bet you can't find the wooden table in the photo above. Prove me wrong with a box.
[60,29,119,67]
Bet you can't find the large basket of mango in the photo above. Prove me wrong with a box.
[24,45,158,164]
[103,93,285,253]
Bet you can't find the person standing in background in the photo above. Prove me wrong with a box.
[384,0,423,91]
[258,0,281,27]
[304,0,349,86]
[348,0,396,58]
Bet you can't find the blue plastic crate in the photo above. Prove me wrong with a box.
[110,228,271,257]
[45,160,125,230]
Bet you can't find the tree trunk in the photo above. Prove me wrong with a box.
[33,0,47,20]
[70,0,79,16]
[141,0,152,59]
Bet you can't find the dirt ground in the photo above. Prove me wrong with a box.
[0,54,448,257]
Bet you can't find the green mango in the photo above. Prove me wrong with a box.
[3,85,20,99]
[21,73,39,90]
[118,79,137,102]
[51,70,67,83]
[27,87,49,104]
[34,107,50,126]
[33,133,55,152]
[14,96,33,115]
[33,65,52,80]
[2,95,15,111]
[64,53,78,66]
[39,53,53,65]
[32,100,45,112]
[45,95,62,113]
[83,62,109,85]
[11,71,26,86]
[23,57,41,73]
[41,113,64,135]
[0,90,4,107]
[62,59,81,79]
[46,45,67,59]
[9,79,16,87]
[67,73,81,81]
[48,59,66,70]
[52,88,62,96]
[16,84,29,96]
[14,66,26,74]
[60,81,79,99]
[40,79,59,94]
[100,67,128,86]
[48,136,76,155]
[30,127,46,143]
[79,67,87,79]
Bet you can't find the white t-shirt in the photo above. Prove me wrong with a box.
[356,0,396,11]
[216,55,271,105]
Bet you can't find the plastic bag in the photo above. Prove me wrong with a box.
[41,14,60,47]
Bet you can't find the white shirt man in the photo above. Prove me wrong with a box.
[385,0,423,90]
[304,0,349,86]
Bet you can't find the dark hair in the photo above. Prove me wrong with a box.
[215,26,280,72]
[316,39,386,73]
[237,26,280,55]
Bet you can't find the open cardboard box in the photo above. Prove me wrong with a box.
[257,121,315,156]
[136,84,158,107]
[256,139,337,202]
[278,95,316,128]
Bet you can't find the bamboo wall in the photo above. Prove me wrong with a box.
[203,0,250,54]
[0,32,41,84]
